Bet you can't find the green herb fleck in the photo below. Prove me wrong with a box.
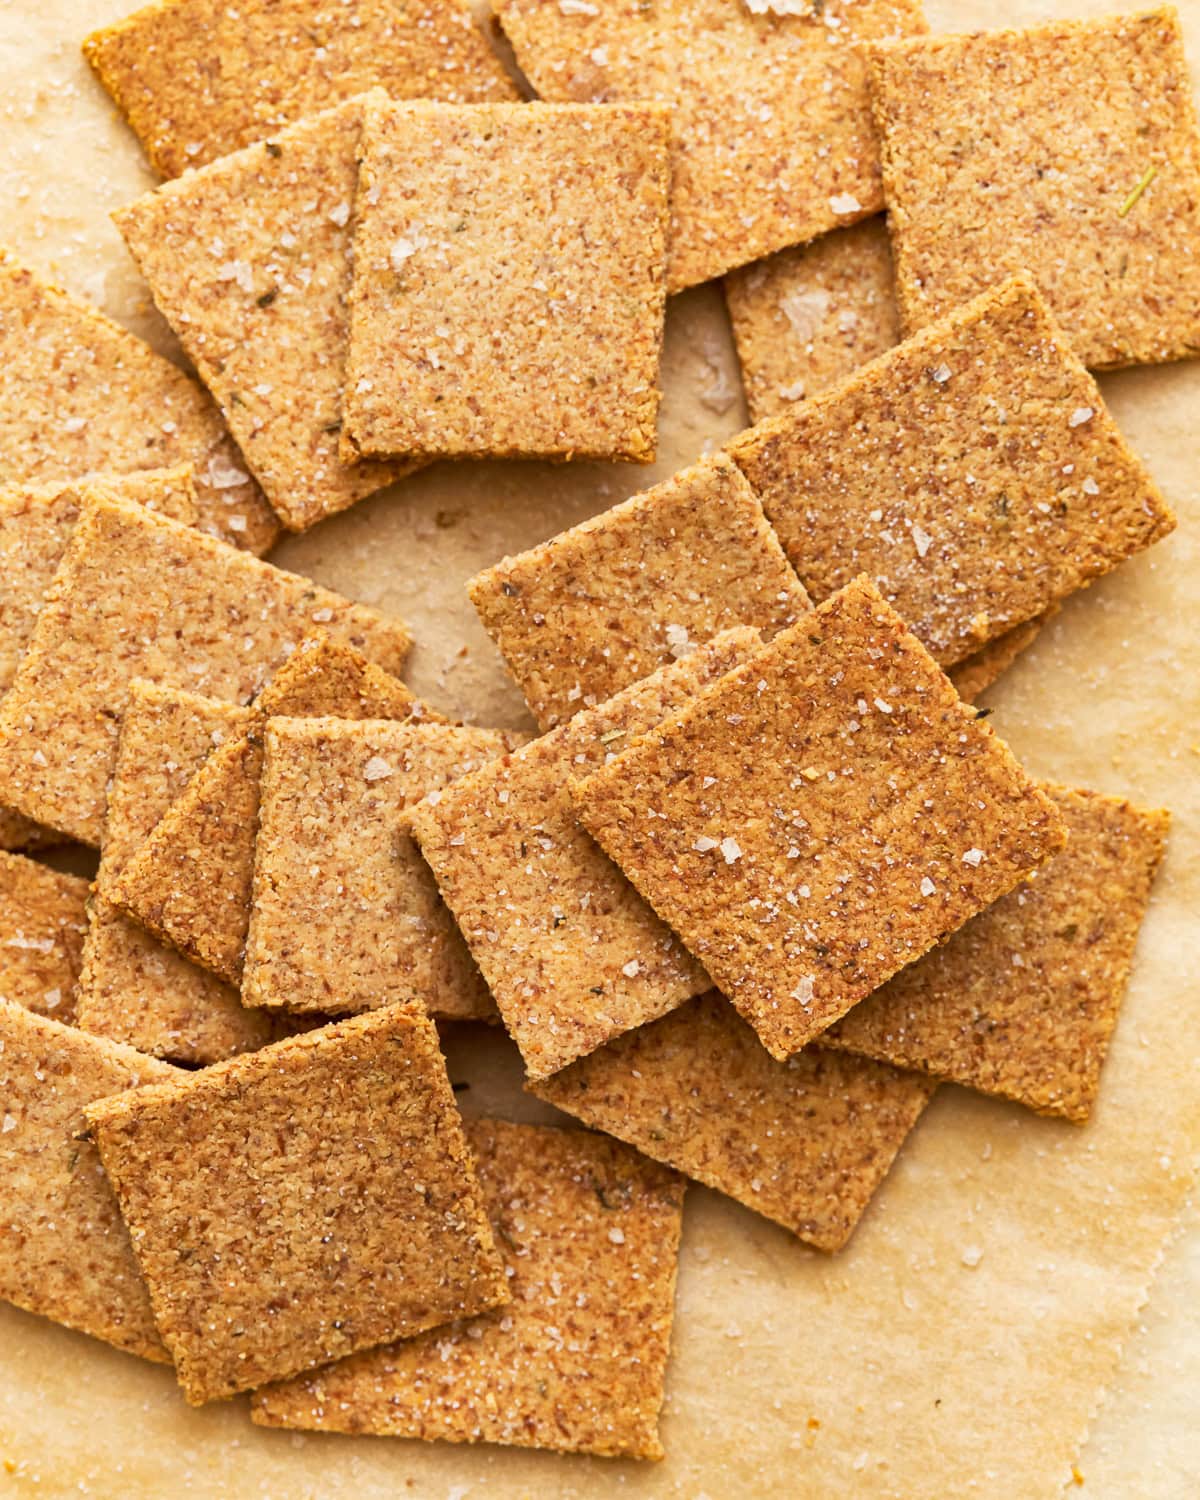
[1118,164,1157,218]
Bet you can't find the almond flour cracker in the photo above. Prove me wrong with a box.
[574,576,1066,1060]
[252,1119,685,1458]
[0,852,88,1026]
[866,7,1200,367]
[85,1006,508,1405]
[341,98,670,463]
[468,455,810,730]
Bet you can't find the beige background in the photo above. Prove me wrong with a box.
[1,0,1198,1494]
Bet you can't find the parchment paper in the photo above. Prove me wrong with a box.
[1,1,1197,1494]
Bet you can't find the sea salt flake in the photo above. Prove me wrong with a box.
[664,622,696,659]
[962,848,985,866]
[719,836,742,864]
[961,1245,984,1268]
[693,835,720,852]
[874,698,893,714]
[779,287,831,342]
[621,959,640,978]
[1082,476,1100,495]
[1068,405,1094,427]
[608,1227,626,1244]
[389,235,424,270]
[1,1114,16,1134]
[791,975,815,1006]
[911,523,933,558]
[930,363,952,384]
[829,192,862,215]
[920,876,936,897]
[363,756,393,781]
[328,200,351,227]
[558,0,598,10]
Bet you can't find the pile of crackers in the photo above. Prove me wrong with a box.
[0,0,1193,1464]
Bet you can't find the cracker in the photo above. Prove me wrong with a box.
[0,249,279,553]
[573,576,1067,1061]
[728,275,1175,670]
[867,8,1200,368]
[84,0,517,181]
[85,1006,508,1405]
[822,787,1169,1122]
[535,991,934,1252]
[0,495,411,846]
[252,1118,684,1457]
[411,631,762,1080]
[0,999,177,1361]
[0,852,89,1026]
[341,98,670,463]
[113,96,414,533]
[468,454,810,730]
[244,717,522,1019]
[110,636,427,985]
[945,612,1051,705]
[0,809,53,854]
[493,0,926,291]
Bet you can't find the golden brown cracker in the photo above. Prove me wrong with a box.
[0,809,54,855]
[0,852,89,1026]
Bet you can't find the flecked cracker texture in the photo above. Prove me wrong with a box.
[0,1000,177,1362]
[342,98,670,463]
[0,249,278,553]
[85,1007,509,1406]
[728,275,1175,671]
[469,454,810,731]
[244,717,521,1019]
[574,577,1067,1061]
[110,637,426,986]
[84,0,517,181]
[867,7,1200,368]
[0,496,410,846]
[494,0,927,291]
[0,852,89,1026]
[113,95,413,532]
[252,1119,685,1458]
[535,991,934,1252]
[412,632,764,1080]
[823,786,1169,1122]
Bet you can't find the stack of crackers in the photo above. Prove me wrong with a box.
[0,0,1191,1468]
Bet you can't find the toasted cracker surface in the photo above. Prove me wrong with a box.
[113,96,413,532]
[574,576,1066,1060]
[84,0,517,181]
[0,999,176,1361]
[494,0,925,291]
[0,497,410,846]
[728,275,1175,670]
[252,1118,684,1457]
[0,249,278,552]
[725,216,900,425]
[412,631,762,1080]
[0,852,89,1025]
[469,455,810,730]
[823,787,1168,1121]
[85,1006,508,1405]
[536,991,934,1252]
[0,809,54,854]
[867,8,1200,368]
[342,99,670,462]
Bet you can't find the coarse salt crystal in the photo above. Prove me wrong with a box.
[558,0,598,10]
[608,1227,626,1244]
[911,523,933,558]
[328,200,351,227]
[310,606,333,622]
[920,876,936,897]
[389,236,422,270]
[589,45,608,64]
[961,1245,983,1268]
[1082,476,1100,495]
[779,287,831,342]
[829,193,861,215]
[962,848,985,866]
[621,959,640,978]
[720,836,742,864]
[791,975,815,1006]
[1,1114,15,1134]
[693,835,720,852]
[363,756,393,781]
[1069,406,1094,427]
[216,259,255,293]
[874,698,893,714]
[665,622,696,659]
[930,363,952,383]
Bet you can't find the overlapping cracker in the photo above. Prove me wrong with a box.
[0,496,410,845]
[493,0,926,291]
[84,0,517,180]
[945,613,1051,705]
[412,631,761,1080]
[0,852,88,1025]
[728,275,1175,670]
[85,1007,509,1405]
[252,1118,685,1458]
[0,999,177,1361]
[574,576,1066,1061]
[535,991,934,1252]
[0,249,278,552]
[867,7,1200,368]
[468,455,810,730]
[342,99,670,462]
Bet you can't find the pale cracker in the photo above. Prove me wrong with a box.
[0,852,89,1026]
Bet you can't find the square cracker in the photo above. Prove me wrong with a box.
[85,1006,509,1405]
[109,637,429,986]
[251,1118,685,1459]
[535,991,934,1253]
[84,0,517,181]
[573,576,1066,1061]
[822,786,1169,1122]
[0,249,278,553]
[493,0,926,291]
[0,852,89,1026]
[341,98,670,463]
[113,96,414,533]
[411,631,762,1080]
[728,274,1175,671]
[0,495,410,846]
[468,454,811,731]
[244,717,522,1019]
[866,7,1200,368]
[0,999,177,1361]
[74,681,274,1065]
